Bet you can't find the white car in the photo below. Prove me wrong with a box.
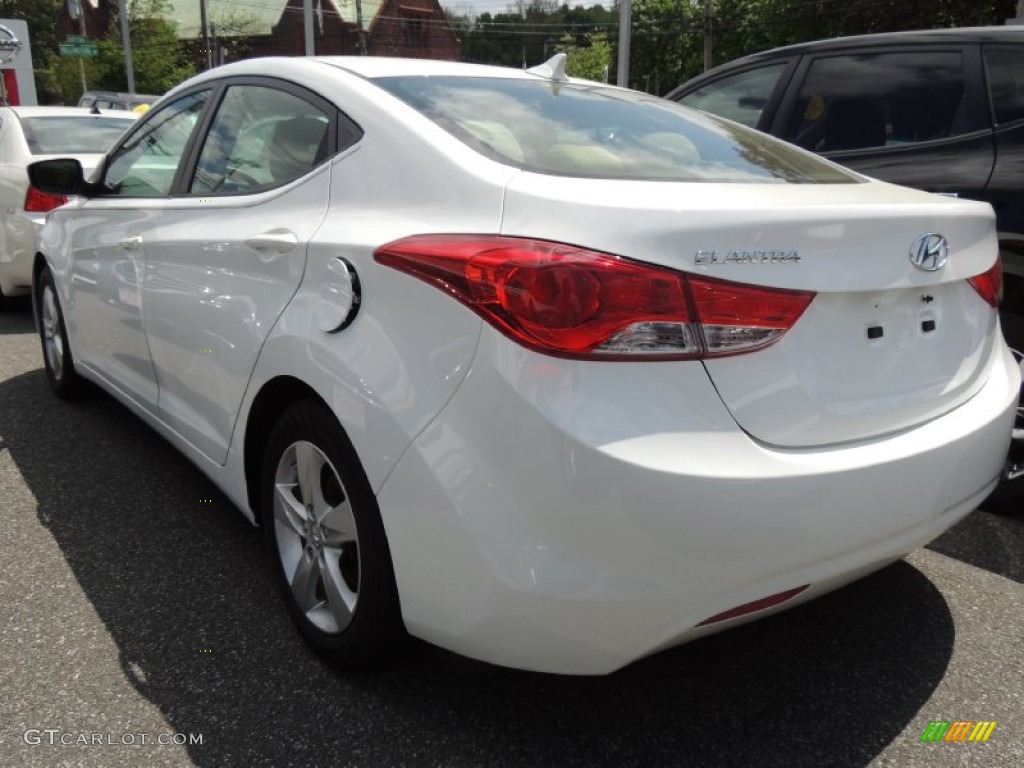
[28,56,1020,675]
[0,107,136,305]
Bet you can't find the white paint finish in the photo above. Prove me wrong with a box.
[140,170,330,465]
[377,330,1019,674]
[229,123,506,492]
[61,206,161,411]
[501,172,999,291]
[705,285,999,446]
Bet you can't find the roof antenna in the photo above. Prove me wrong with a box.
[527,53,568,82]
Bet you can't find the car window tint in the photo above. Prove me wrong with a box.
[985,48,1024,125]
[190,85,330,195]
[375,76,856,183]
[786,51,977,152]
[676,64,786,128]
[102,91,209,197]
[19,116,136,154]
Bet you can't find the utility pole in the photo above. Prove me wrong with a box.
[118,0,135,94]
[303,0,314,55]
[68,0,88,94]
[616,0,631,87]
[355,0,367,55]
[703,0,712,72]
[200,0,212,69]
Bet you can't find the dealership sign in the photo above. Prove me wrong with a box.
[0,24,21,65]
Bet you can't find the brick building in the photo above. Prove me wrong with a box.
[56,0,459,68]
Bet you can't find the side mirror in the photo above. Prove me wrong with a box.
[28,158,88,196]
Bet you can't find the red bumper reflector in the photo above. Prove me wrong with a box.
[697,585,810,626]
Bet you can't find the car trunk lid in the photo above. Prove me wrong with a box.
[502,175,1000,447]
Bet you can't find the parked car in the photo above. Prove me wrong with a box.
[28,55,1020,675]
[0,107,137,306]
[666,26,1024,352]
[78,90,159,112]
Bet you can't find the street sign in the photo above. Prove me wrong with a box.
[59,43,98,58]
[65,34,88,45]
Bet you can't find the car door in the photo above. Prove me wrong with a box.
[64,90,211,411]
[771,45,995,198]
[981,44,1024,330]
[141,79,348,465]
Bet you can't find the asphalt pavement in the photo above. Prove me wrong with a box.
[1,299,1021,768]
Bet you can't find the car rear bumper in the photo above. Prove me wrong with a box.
[376,329,1020,675]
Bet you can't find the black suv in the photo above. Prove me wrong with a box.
[667,26,1024,351]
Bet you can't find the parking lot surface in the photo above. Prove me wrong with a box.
[1,302,1021,767]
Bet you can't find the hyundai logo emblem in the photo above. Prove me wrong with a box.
[909,234,949,272]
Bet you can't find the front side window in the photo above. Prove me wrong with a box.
[190,85,331,195]
[786,51,977,152]
[985,48,1024,125]
[375,75,856,184]
[675,64,787,128]
[102,90,209,197]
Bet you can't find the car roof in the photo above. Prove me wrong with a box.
[750,25,1023,58]
[80,90,158,99]
[667,26,1024,98]
[177,55,599,92]
[4,106,139,119]
[313,56,546,79]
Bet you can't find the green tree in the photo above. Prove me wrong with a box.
[560,32,611,81]
[93,0,193,96]
[624,0,701,92]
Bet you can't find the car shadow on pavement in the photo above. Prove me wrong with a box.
[927,502,1023,583]
[0,298,33,334]
[1,367,957,768]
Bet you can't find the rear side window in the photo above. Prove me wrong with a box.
[375,75,856,184]
[786,51,979,152]
[675,64,787,128]
[190,85,332,195]
[985,48,1024,125]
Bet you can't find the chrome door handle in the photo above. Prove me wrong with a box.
[244,230,299,254]
[119,236,143,250]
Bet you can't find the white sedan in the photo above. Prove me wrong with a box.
[28,56,1020,675]
[0,106,136,305]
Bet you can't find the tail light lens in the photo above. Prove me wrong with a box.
[24,185,68,213]
[375,235,815,360]
[968,258,1002,308]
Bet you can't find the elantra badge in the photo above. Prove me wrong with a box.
[909,234,949,272]
[695,249,800,265]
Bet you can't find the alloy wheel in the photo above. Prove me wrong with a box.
[272,440,360,634]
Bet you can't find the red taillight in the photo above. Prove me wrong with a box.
[24,185,68,213]
[968,258,1002,308]
[375,235,815,359]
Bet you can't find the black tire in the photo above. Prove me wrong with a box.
[35,265,81,399]
[261,400,403,670]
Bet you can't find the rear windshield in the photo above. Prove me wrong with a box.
[20,116,136,155]
[374,75,858,184]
